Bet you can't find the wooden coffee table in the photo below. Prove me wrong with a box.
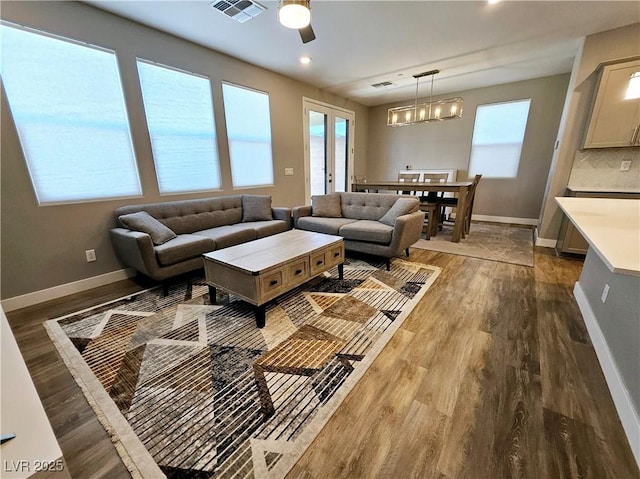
[203,230,344,328]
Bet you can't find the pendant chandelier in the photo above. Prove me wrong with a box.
[387,69,463,126]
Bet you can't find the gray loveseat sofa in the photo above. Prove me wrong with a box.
[110,195,291,282]
[292,192,423,267]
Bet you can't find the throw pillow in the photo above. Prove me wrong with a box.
[242,195,273,222]
[312,194,342,218]
[379,198,417,226]
[119,211,177,245]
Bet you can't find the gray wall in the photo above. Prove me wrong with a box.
[367,74,570,221]
[579,249,640,417]
[538,23,640,242]
[0,1,368,300]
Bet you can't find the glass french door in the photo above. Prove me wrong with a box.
[303,99,355,202]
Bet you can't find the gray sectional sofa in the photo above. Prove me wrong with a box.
[292,192,424,267]
[110,195,291,282]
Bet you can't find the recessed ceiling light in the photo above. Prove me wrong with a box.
[300,56,311,64]
[488,0,501,4]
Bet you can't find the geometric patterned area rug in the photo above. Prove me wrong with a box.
[413,223,534,267]
[45,256,440,479]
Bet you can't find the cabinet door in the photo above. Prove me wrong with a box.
[584,59,640,149]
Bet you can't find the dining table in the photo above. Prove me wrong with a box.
[351,180,473,243]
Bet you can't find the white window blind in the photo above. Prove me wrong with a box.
[0,23,141,204]
[137,60,221,194]
[222,83,274,188]
[468,99,531,178]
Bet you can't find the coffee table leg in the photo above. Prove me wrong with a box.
[208,285,217,305]
[254,305,266,328]
[338,263,344,280]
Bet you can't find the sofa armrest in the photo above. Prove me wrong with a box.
[110,227,159,278]
[272,207,293,229]
[387,211,424,253]
[292,205,312,228]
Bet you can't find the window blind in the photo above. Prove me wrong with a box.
[222,83,274,188]
[468,99,531,179]
[137,60,221,194]
[0,23,141,204]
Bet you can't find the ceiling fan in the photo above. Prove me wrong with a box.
[278,0,316,43]
[211,0,316,43]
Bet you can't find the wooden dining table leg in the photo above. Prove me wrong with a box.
[451,185,468,242]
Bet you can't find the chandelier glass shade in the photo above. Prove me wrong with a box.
[278,0,311,29]
[387,70,463,126]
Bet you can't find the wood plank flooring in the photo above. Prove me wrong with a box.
[5,248,638,479]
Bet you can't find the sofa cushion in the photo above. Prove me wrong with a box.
[247,220,290,239]
[312,193,342,218]
[340,192,400,221]
[119,211,177,245]
[297,217,357,235]
[116,196,244,234]
[242,195,273,222]
[193,224,257,249]
[379,198,419,226]
[154,234,214,266]
[339,220,393,245]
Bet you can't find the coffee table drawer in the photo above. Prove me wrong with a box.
[286,258,310,285]
[260,269,286,300]
[326,244,345,267]
[310,251,328,275]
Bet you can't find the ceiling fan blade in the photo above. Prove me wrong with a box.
[299,24,316,43]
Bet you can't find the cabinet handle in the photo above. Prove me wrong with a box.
[295,269,303,275]
[334,252,340,257]
[269,279,278,286]
[316,260,324,265]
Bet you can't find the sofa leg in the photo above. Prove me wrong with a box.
[385,259,391,271]
[162,283,169,297]
[405,248,410,257]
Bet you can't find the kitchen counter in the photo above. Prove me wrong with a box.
[567,186,640,194]
[555,197,640,276]
[554,196,640,466]
[1,308,71,478]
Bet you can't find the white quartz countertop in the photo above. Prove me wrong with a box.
[567,186,640,194]
[556,197,640,276]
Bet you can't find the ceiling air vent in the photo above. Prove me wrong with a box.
[371,81,393,88]
[210,0,266,23]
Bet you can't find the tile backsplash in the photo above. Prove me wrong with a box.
[568,147,640,189]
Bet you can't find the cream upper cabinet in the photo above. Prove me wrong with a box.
[583,58,640,149]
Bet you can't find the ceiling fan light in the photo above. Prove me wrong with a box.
[279,1,311,29]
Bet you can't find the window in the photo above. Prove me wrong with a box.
[222,83,274,188]
[468,99,531,178]
[137,60,221,194]
[0,23,141,204]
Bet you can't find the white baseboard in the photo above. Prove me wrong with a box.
[574,282,640,468]
[1,269,136,313]
[470,214,538,226]
[534,228,557,248]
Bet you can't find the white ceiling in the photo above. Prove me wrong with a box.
[85,1,640,106]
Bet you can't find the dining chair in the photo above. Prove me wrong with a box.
[439,174,482,238]
[397,172,420,195]
[417,174,448,240]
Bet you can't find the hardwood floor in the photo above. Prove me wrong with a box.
[6,248,638,478]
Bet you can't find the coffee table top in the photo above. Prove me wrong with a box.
[203,230,343,274]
